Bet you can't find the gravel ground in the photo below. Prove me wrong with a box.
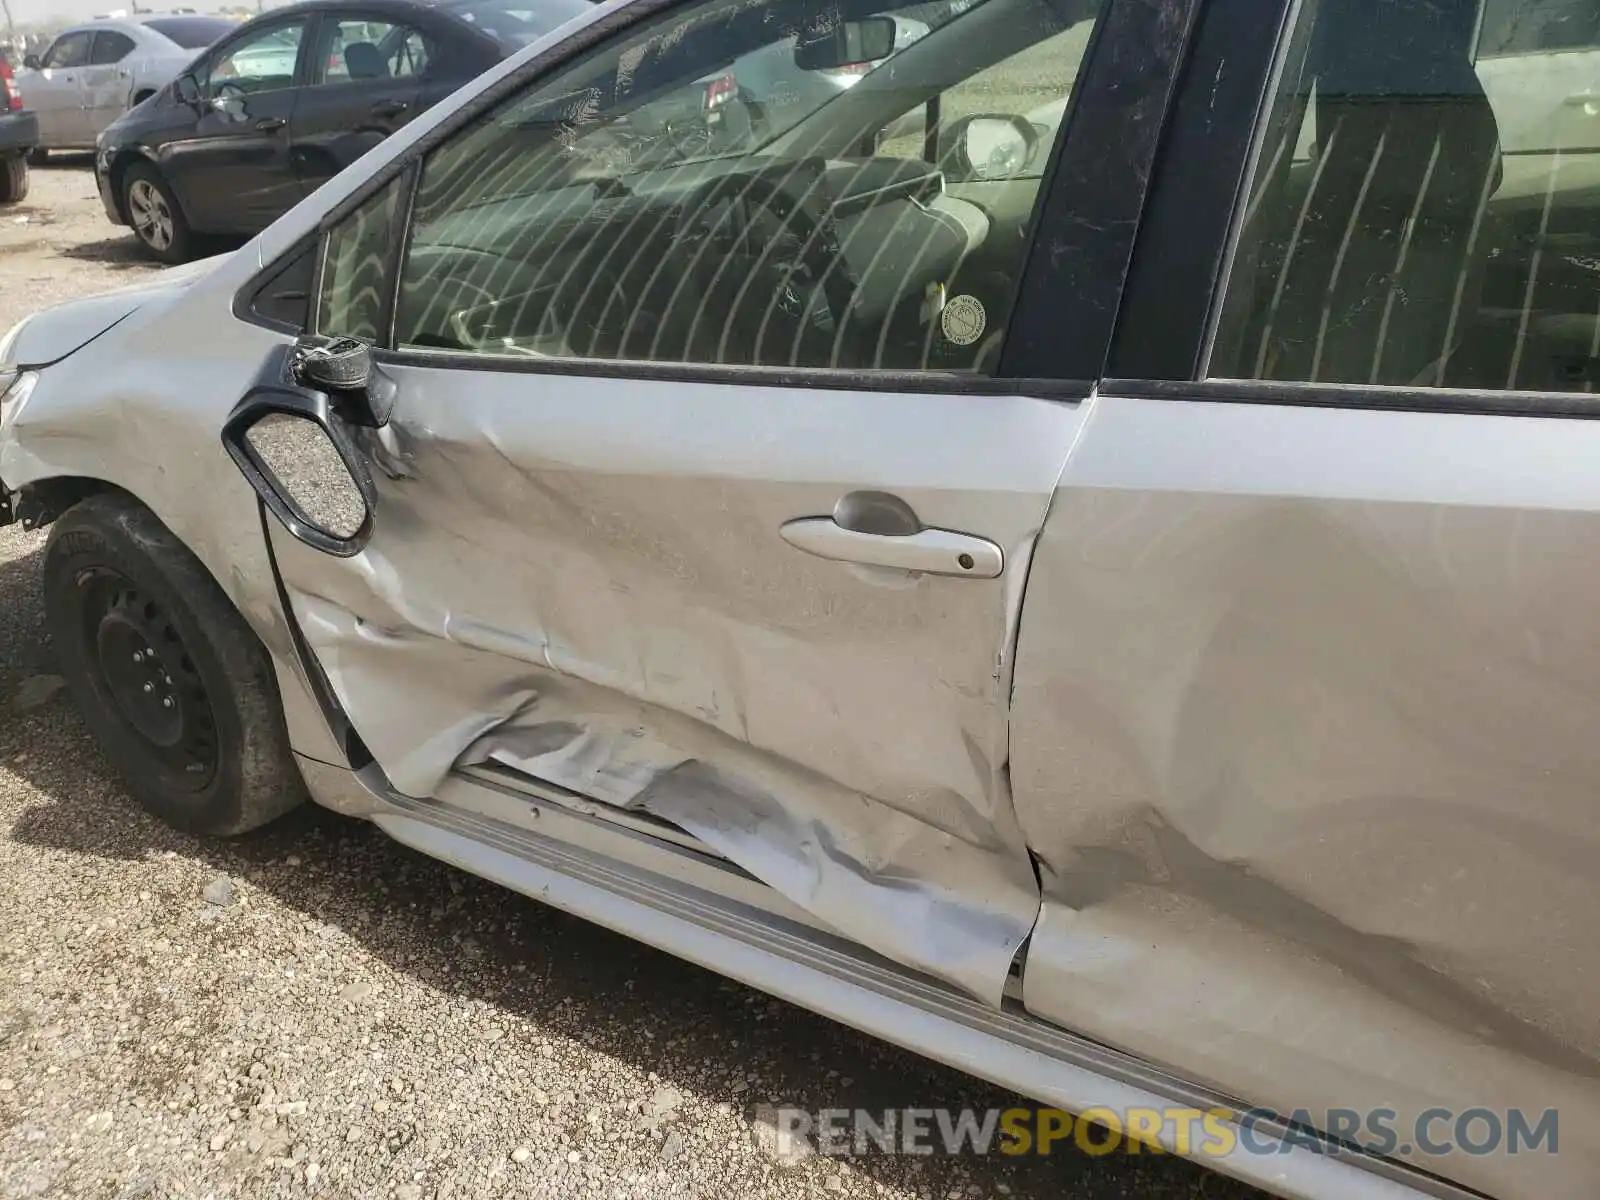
[0,163,1266,1200]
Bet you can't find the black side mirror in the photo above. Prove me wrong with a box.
[794,16,896,71]
[222,394,376,558]
[22,54,40,71]
[174,73,201,105]
[222,340,393,557]
[290,335,397,428]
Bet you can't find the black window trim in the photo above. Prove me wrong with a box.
[1107,0,1294,384]
[236,0,1212,400]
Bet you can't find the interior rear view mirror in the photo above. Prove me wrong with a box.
[794,16,896,71]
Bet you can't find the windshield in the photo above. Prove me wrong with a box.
[145,16,236,49]
[442,0,594,47]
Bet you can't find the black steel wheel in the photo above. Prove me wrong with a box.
[75,568,220,794]
[45,493,307,835]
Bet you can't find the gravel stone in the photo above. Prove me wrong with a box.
[201,875,234,907]
[12,675,63,712]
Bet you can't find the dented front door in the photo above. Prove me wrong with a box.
[268,368,1084,1005]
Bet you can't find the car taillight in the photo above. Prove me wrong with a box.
[0,61,20,113]
[703,71,736,110]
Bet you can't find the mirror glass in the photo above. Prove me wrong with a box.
[962,117,1031,179]
[794,17,896,71]
[22,55,39,70]
[244,412,368,541]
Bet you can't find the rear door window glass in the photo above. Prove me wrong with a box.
[90,31,137,65]
[1211,0,1600,394]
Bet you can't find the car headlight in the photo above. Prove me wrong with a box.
[0,370,39,432]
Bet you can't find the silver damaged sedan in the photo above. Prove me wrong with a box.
[1,0,1594,1197]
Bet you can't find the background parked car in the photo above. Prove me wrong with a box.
[95,0,592,263]
[0,52,37,203]
[19,17,236,161]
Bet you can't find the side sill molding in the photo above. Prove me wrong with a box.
[353,778,1478,1200]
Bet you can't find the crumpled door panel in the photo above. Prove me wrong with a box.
[270,366,1085,1006]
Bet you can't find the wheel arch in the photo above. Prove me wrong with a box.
[13,474,132,532]
[107,149,174,227]
[15,472,353,772]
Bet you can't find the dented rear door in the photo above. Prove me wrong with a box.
[1009,0,1600,1195]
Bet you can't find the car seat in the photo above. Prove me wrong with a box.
[344,42,389,80]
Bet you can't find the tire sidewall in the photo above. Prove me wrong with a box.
[46,509,254,834]
[0,156,28,205]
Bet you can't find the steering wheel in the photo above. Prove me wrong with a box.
[673,169,858,367]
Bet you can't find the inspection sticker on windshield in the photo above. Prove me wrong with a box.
[941,295,987,346]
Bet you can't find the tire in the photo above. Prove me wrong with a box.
[44,493,307,837]
[0,155,27,205]
[121,161,193,264]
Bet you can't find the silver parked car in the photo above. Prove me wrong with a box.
[1,0,1597,1197]
[19,16,236,157]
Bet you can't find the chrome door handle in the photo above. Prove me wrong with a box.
[778,517,1003,578]
[256,116,286,132]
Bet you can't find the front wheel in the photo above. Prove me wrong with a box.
[44,494,307,836]
[121,162,193,264]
